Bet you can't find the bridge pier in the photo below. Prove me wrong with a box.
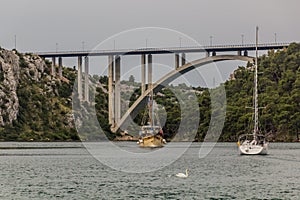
[108,55,114,125]
[84,56,89,102]
[51,57,56,76]
[115,56,121,125]
[58,57,62,78]
[78,56,83,100]
[237,51,242,56]
[212,51,216,56]
[148,54,152,89]
[141,54,146,94]
[244,50,248,56]
[175,54,180,69]
[181,53,186,65]
[206,52,210,57]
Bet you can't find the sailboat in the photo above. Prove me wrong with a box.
[137,91,166,148]
[237,27,269,155]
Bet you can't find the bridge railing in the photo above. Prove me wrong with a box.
[34,42,291,56]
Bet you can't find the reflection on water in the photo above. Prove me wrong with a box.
[0,142,299,199]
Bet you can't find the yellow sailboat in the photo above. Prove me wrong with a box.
[137,92,166,148]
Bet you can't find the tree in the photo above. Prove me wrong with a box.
[129,75,135,83]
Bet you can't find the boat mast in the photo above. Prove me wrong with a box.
[254,26,259,139]
[148,88,154,127]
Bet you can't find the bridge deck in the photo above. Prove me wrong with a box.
[36,43,290,57]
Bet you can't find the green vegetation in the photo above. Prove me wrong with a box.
[0,72,4,82]
[207,43,300,142]
[128,74,135,83]
[95,77,114,140]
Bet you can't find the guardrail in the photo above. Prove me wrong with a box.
[34,42,291,57]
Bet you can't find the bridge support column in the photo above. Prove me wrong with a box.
[206,52,210,57]
[58,57,62,78]
[78,56,83,100]
[244,50,248,56]
[148,54,152,90]
[175,54,179,69]
[108,55,114,126]
[51,57,56,76]
[115,56,121,124]
[141,54,146,94]
[212,51,216,56]
[181,53,186,65]
[237,51,241,56]
[84,56,89,102]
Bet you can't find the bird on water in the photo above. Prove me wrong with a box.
[175,169,189,178]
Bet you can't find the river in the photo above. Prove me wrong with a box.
[0,142,299,199]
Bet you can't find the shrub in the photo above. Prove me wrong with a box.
[29,69,35,77]
[19,57,28,68]
[0,72,4,82]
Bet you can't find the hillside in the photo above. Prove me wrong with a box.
[220,43,300,142]
[0,47,78,141]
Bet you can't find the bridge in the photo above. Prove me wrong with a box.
[36,42,290,133]
[37,43,289,57]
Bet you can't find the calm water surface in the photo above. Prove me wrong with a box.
[0,142,299,199]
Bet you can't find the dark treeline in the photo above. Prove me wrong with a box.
[220,43,300,142]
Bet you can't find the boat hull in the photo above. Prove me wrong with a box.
[239,143,268,155]
[138,135,166,148]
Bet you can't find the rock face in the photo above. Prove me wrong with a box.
[0,48,78,141]
[0,49,51,126]
[0,49,20,125]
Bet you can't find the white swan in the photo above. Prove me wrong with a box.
[176,169,188,178]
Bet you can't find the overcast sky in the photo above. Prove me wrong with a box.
[1,0,299,86]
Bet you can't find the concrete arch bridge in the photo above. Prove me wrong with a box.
[112,55,254,133]
[37,43,288,133]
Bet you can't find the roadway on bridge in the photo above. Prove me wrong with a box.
[36,43,289,57]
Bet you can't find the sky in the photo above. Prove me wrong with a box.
[1,0,299,87]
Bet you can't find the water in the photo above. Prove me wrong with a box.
[0,142,299,199]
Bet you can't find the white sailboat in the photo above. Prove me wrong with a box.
[237,27,269,155]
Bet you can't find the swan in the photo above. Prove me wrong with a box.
[176,169,188,178]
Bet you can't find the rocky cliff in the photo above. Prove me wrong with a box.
[0,48,20,125]
[0,47,78,141]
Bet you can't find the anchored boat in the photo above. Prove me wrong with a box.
[137,91,166,148]
[237,27,268,155]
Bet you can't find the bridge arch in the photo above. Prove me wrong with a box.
[112,55,254,133]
